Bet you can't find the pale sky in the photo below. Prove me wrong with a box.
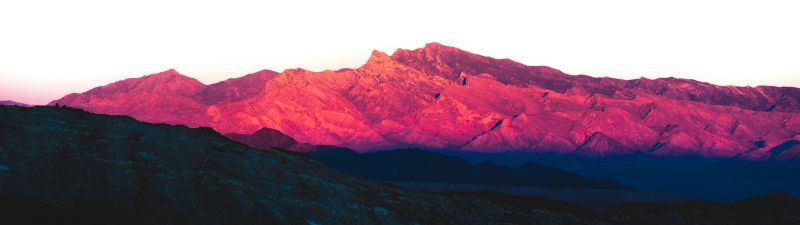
[1,0,798,105]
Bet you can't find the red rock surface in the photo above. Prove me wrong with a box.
[197,69,279,104]
[50,43,800,160]
[53,69,210,127]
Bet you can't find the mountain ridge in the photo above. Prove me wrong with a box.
[50,43,800,159]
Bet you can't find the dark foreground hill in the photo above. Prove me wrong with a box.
[0,106,600,225]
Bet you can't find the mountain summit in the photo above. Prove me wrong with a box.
[51,43,800,160]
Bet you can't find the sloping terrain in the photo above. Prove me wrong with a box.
[0,106,600,225]
[2,105,798,224]
[51,43,800,159]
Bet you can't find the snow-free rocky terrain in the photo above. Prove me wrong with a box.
[52,43,800,160]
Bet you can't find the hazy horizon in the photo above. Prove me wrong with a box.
[2,0,799,105]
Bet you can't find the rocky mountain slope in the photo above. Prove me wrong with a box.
[50,43,800,159]
[0,105,601,225]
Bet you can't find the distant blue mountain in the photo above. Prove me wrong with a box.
[305,147,627,190]
[443,151,800,202]
[0,100,30,107]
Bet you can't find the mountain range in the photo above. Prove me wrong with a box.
[2,105,799,224]
[0,105,603,225]
[51,43,800,160]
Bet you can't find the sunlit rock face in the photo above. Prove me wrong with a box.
[52,43,800,159]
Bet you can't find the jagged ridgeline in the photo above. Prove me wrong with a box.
[50,43,800,159]
[0,106,601,225]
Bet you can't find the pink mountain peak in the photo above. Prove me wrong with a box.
[422,42,462,53]
[366,50,393,64]
[139,68,185,80]
[132,69,205,95]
